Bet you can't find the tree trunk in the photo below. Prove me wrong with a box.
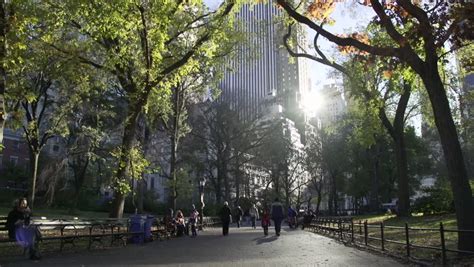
[169,133,177,211]
[315,184,322,215]
[214,177,222,204]
[369,147,380,212]
[0,1,6,146]
[235,156,241,200]
[394,133,410,217]
[330,173,338,215]
[222,150,230,202]
[72,157,89,211]
[379,83,411,217]
[421,67,474,251]
[46,178,56,207]
[29,152,40,208]
[273,166,280,198]
[137,178,145,214]
[110,109,140,218]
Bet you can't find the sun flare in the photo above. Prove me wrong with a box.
[302,90,324,117]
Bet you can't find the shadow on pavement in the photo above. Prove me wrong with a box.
[253,235,278,245]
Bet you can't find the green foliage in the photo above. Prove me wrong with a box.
[412,177,454,214]
[77,188,106,212]
[110,144,150,195]
[142,190,162,213]
[173,167,194,207]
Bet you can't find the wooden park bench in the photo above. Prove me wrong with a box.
[0,215,12,243]
[34,218,136,251]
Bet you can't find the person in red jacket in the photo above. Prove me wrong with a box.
[261,209,271,236]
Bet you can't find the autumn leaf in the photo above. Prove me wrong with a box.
[336,32,370,55]
[383,70,393,79]
[307,0,336,22]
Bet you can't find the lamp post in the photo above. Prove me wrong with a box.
[198,178,206,230]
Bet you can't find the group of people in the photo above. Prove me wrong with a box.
[165,205,200,237]
[219,198,287,237]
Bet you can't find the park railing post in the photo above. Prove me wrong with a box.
[351,218,354,243]
[380,222,385,251]
[440,222,447,265]
[364,220,368,246]
[338,219,342,239]
[359,220,362,236]
[405,223,410,258]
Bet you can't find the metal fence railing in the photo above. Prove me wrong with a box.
[306,216,474,265]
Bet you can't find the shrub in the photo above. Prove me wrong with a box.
[412,178,454,214]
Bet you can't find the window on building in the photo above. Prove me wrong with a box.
[52,145,59,152]
[151,177,155,190]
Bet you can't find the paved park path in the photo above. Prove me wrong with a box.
[3,226,406,267]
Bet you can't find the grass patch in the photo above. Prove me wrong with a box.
[351,213,461,263]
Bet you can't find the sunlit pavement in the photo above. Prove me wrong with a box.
[2,226,405,267]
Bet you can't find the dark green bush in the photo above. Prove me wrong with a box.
[412,178,454,214]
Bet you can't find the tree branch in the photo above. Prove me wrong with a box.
[276,0,402,57]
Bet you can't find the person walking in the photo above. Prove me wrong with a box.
[261,209,271,236]
[6,198,41,260]
[271,198,285,236]
[189,204,199,237]
[219,201,232,236]
[288,206,297,229]
[235,206,243,228]
[175,210,186,237]
[249,204,259,229]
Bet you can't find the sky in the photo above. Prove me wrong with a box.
[204,1,423,133]
[305,3,375,87]
[204,0,374,88]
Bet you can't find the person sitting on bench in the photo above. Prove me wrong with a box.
[6,197,41,260]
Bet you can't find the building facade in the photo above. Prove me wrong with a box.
[317,83,347,125]
[216,2,312,205]
[219,2,310,125]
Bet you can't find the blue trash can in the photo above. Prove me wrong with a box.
[144,215,154,241]
[129,215,146,244]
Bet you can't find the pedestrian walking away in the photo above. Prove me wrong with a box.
[235,205,243,228]
[189,204,199,237]
[270,198,285,236]
[6,197,41,260]
[288,206,297,229]
[219,201,232,236]
[249,203,259,229]
[261,209,271,236]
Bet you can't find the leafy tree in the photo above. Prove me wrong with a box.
[45,0,238,218]
[0,1,36,148]
[64,81,125,212]
[303,126,324,214]
[342,53,421,216]
[3,3,85,207]
[159,47,236,211]
[275,0,474,250]
[188,100,264,204]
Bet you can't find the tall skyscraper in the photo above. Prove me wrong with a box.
[219,3,310,125]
